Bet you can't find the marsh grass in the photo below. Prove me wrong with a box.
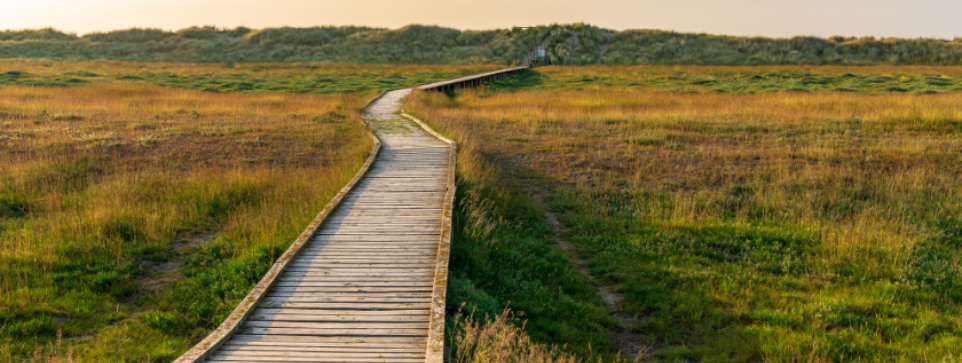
[408,67,962,361]
[0,59,502,94]
[491,65,962,94]
[0,81,373,361]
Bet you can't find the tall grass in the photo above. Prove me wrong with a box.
[428,107,623,360]
[407,67,962,361]
[488,65,962,94]
[0,81,373,361]
[453,309,625,363]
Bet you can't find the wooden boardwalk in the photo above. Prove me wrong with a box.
[182,88,451,363]
[175,68,523,363]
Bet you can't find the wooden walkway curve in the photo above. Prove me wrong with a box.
[192,88,448,363]
[174,67,526,363]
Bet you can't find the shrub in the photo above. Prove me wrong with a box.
[0,28,77,41]
[177,26,222,40]
[144,311,179,332]
[82,28,173,43]
[1,316,56,338]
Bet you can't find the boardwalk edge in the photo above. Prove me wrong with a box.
[172,99,385,363]
[401,112,456,363]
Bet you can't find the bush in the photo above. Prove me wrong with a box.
[82,28,174,43]
[1,316,56,338]
[177,26,222,40]
[144,311,179,332]
[0,28,77,41]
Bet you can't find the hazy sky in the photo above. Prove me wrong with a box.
[2,0,961,38]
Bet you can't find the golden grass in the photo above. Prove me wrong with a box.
[409,88,962,267]
[407,78,962,361]
[536,64,962,79]
[0,81,373,361]
[453,309,626,363]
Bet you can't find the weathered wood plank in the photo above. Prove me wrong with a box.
[237,327,428,336]
[219,345,424,352]
[252,308,429,316]
[256,302,432,309]
[229,334,426,343]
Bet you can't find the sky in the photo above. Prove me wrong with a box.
[2,0,961,39]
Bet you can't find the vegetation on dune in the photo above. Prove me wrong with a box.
[2,24,961,65]
[407,66,962,361]
[0,25,554,64]
[0,81,375,361]
[0,59,501,93]
[603,31,962,66]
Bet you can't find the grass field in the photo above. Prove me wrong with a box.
[0,60,501,93]
[498,65,962,94]
[0,61,449,361]
[409,65,962,362]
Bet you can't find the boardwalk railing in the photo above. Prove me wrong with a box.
[419,67,526,93]
[173,68,523,363]
[519,27,558,66]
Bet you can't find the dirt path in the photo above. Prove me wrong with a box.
[538,198,651,361]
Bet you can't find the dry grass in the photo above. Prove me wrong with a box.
[410,87,962,268]
[0,81,373,361]
[407,68,962,361]
[453,309,627,363]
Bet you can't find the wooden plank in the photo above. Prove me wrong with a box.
[214,353,423,360]
[237,327,428,336]
[215,349,424,359]
[246,315,429,323]
[228,335,426,344]
[219,345,424,353]
[286,262,437,268]
[221,339,424,347]
[277,275,435,281]
[285,264,438,270]
[280,273,434,279]
[298,252,437,258]
[323,217,441,224]
[209,357,424,363]
[252,308,429,316]
[243,321,428,329]
[311,235,437,243]
[270,284,432,294]
[256,301,431,309]
[271,281,434,287]
[281,268,436,274]
[318,226,441,232]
